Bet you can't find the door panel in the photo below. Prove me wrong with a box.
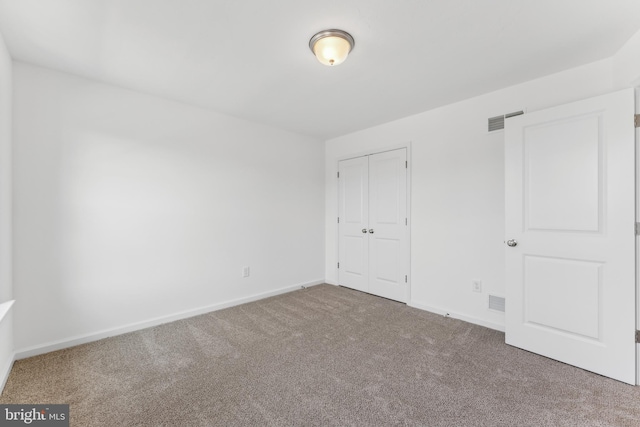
[505,88,635,384]
[343,235,367,275]
[524,255,602,339]
[372,238,400,283]
[342,160,368,224]
[368,149,408,302]
[338,156,369,292]
[525,115,601,232]
[371,155,402,224]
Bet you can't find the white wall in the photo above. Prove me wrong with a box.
[0,30,14,389]
[13,63,325,353]
[325,59,614,331]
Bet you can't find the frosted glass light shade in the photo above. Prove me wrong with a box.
[309,30,354,66]
[313,36,350,66]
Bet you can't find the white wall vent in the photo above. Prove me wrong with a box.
[488,110,524,132]
[488,295,505,312]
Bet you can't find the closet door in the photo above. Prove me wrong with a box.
[338,156,369,293]
[368,149,408,302]
[338,148,408,303]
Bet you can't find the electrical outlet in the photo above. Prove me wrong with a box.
[472,280,482,293]
[242,266,250,278]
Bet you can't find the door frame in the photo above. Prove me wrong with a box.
[335,142,412,303]
[635,88,640,386]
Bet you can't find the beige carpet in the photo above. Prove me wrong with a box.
[2,284,640,426]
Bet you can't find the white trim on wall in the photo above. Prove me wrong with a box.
[0,353,14,393]
[0,300,14,393]
[14,280,324,360]
[408,300,505,332]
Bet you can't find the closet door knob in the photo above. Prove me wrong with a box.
[362,229,367,233]
[368,229,374,234]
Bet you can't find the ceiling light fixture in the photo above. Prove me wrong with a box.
[309,29,355,66]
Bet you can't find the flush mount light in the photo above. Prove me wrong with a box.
[309,29,355,66]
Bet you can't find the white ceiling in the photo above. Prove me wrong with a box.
[1,0,639,139]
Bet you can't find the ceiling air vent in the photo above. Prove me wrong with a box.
[488,295,505,312]
[488,110,524,132]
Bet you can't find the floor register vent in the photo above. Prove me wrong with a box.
[488,110,524,132]
[488,295,505,312]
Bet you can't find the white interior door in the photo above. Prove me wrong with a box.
[338,156,369,293]
[505,88,636,384]
[338,148,408,302]
[368,149,408,302]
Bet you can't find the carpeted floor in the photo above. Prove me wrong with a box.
[2,284,640,426]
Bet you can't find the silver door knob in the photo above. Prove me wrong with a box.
[362,229,367,233]
[368,229,374,234]
[506,239,518,247]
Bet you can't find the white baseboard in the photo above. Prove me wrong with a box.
[0,300,15,393]
[300,280,325,289]
[637,344,640,386]
[15,279,325,360]
[0,352,15,393]
[408,300,505,332]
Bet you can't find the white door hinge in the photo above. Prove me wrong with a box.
[636,222,640,235]
[635,114,640,128]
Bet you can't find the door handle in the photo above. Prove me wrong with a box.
[362,229,367,233]
[506,239,518,247]
[369,229,374,234]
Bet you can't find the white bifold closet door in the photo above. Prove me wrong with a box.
[338,148,408,303]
